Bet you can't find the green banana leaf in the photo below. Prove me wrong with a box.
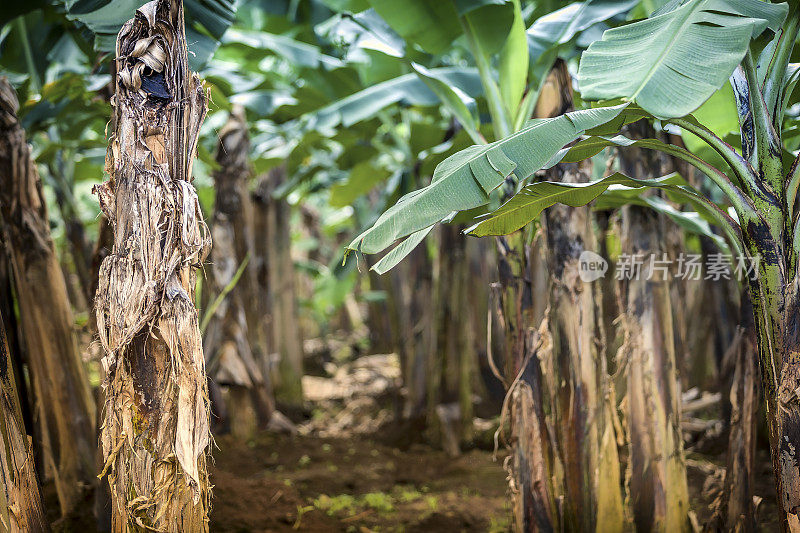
[464,172,683,236]
[466,171,743,254]
[307,66,482,131]
[347,103,629,258]
[578,0,788,118]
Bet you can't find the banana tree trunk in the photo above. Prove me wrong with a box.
[204,107,274,434]
[428,224,474,454]
[388,244,433,422]
[0,77,96,516]
[0,310,49,533]
[252,167,304,411]
[618,206,690,532]
[364,259,394,354]
[503,61,623,531]
[617,124,690,532]
[0,238,32,452]
[394,239,436,422]
[93,1,212,529]
[495,227,556,532]
[540,159,625,532]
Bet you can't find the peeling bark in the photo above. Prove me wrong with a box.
[495,227,556,532]
[618,124,690,532]
[0,309,49,533]
[502,61,623,532]
[0,77,96,516]
[541,158,624,532]
[497,64,560,532]
[205,107,274,432]
[93,1,212,529]
[0,238,32,455]
[617,210,690,532]
[91,217,115,309]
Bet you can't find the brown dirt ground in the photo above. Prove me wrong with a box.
[208,432,510,532]
[45,429,787,532]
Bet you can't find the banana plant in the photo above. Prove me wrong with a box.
[341,1,675,529]
[348,0,800,528]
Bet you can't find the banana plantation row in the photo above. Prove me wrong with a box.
[1,0,800,531]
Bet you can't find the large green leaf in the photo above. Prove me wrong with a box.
[498,0,527,118]
[461,1,515,57]
[223,29,342,69]
[315,9,406,60]
[366,0,513,55]
[465,170,742,256]
[527,0,639,63]
[548,132,695,168]
[347,103,629,256]
[229,90,298,117]
[307,67,482,130]
[548,131,749,214]
[678,81,740,172]
[411,63,480,141]
[453,0,506,15]
[465,172,685,236]
[578,0,788,118]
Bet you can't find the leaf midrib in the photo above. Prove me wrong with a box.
[630,0,703,101]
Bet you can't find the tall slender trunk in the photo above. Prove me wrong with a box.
[541,159,625,532]
[364,258,394,354]
[617,206,690,532]
[0,77,96,516]
[399,244,433,422]
[617,125,690,532]
[503,61,623,531]
[205,107,274,434]
[428,224,474,454]
[252,167,304,411]
[0,310,49,533]
[93,1,212,529]
[467,237,503,413]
